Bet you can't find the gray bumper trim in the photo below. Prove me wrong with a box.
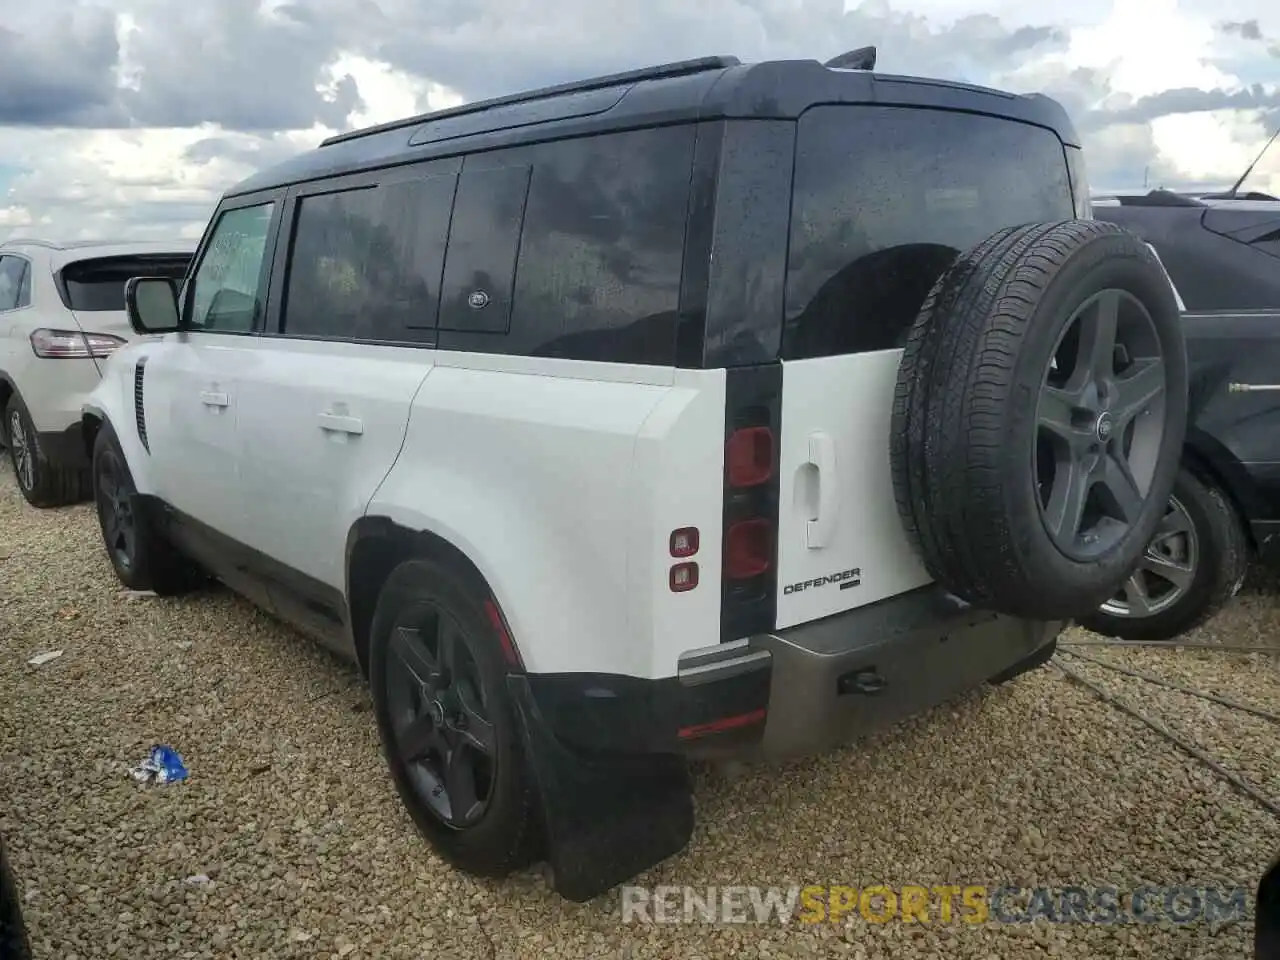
[683,584,1064,761]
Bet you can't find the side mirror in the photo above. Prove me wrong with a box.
[124,276,181,335]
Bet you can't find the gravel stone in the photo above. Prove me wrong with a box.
[0,464,1276,958]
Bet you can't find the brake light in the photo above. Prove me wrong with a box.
[719,368,782,643]
[726,426,774,487]
[725,519,771,579]
[30,328,126,359]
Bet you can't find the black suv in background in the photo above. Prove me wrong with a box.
[1084,190,1280,641]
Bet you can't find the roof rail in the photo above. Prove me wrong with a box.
[0,238,62,250]
[320,55,741,149]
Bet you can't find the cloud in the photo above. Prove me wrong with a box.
[1,0,1279,242]
[0,6,126,127]
[1085,84,1280,129]
[1219,19,1264,41]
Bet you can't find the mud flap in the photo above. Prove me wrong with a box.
[506,674,694,903]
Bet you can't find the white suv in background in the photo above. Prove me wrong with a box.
[0,239,194,506]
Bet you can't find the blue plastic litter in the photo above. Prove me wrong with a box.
[130,745,189,784]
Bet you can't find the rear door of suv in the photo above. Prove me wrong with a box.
[772,104,1078,629]
[232,163,454,635]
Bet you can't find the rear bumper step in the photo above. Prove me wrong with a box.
[744,587,1062,759]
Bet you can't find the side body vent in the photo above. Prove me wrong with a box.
[133,358,149,453]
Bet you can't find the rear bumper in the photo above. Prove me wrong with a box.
[736,590,1061,760]
[524,585,1063,762]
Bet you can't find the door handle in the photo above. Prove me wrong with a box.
[805,431,839,549]
[200,391,229,408]
[318,412,364,435]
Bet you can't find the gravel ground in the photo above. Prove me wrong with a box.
[1,463,1277,960]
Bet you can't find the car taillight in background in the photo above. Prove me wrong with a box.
[29,329,126,359]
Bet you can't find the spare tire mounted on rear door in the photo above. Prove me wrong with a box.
[891,219,1189,621]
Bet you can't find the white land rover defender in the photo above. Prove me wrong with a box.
[81,51,1188,902]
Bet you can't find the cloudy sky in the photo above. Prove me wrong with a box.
[1,0,1278,243]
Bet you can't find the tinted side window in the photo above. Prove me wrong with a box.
[784,106,1075,360]
[188,203,276,333]
[16,261,30,308]
[437,125,696,364]
[0,257,27,312]
[283,174,456,341]
[61,256,191,311]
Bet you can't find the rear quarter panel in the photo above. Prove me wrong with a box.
[367,355,727,679]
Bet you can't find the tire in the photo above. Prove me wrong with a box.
[4,393,91,508]
[91,423,204,595]
[1074,466,1248,642]
[891,220,1189,621]
[368,558,539,878]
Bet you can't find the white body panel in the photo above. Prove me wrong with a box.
[234,338,435,591]
[89,337,730,679]
[370,354,726,677]
[141,335,250,540]
[774,351,931,629]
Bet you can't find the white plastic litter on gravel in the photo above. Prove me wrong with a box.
[0,463,1276,959]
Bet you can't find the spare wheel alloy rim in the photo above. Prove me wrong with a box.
[1033,287,1167,562]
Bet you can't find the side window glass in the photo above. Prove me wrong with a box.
[0,257,24,312]
[283,174,456,340]
[438,164,531,334]
[506,127,694,364]
[187,203,275,333]
[16,259,30,308]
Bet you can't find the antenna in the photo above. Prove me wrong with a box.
[824,46,877,71]
[1225,124,1280,198]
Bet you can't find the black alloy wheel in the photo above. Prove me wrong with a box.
[1035,287,1168,561]
[93,444,137,574]
[384,603,498,828]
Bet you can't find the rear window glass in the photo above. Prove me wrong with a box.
[783,105,1074,360]
[61,256,192,312]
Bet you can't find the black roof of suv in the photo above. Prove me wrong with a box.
[227,54,1082,198]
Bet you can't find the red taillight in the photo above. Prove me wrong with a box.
[670,562,699,592]
[726,426,774,487]
[725,519,771,579]
[670,527,699,558]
